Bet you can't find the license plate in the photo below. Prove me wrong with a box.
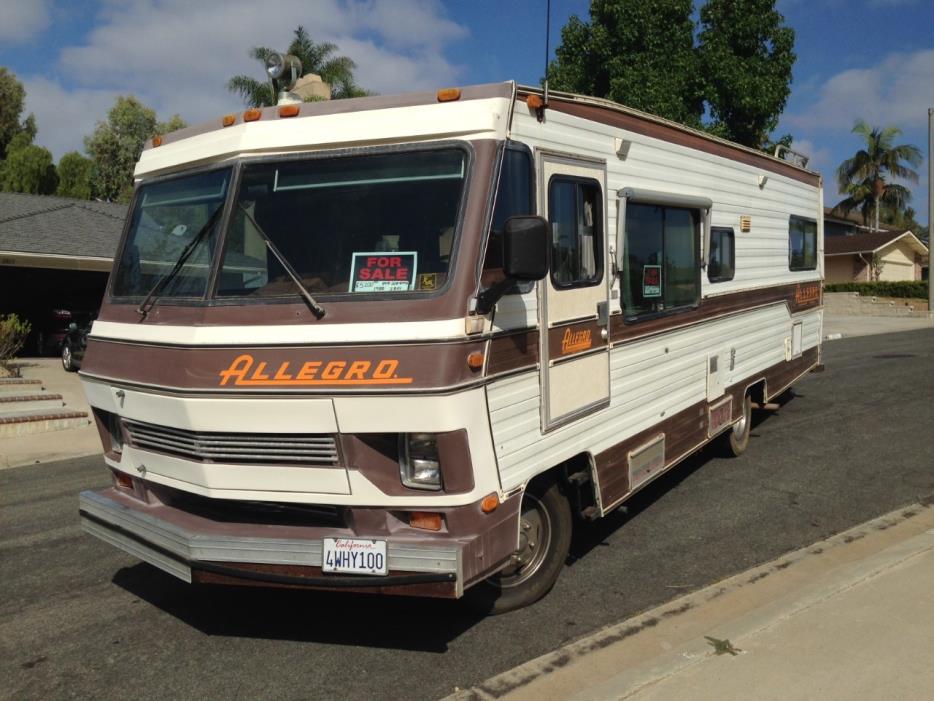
[323,538,388,576]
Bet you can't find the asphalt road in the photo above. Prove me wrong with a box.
[3,329,933,701]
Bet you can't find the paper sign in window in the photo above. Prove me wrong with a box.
[349,252,418,292]
[642,265,662,298]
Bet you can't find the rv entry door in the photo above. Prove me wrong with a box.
[539,154,611,431]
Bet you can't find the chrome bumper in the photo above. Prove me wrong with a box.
[79,489,463,596]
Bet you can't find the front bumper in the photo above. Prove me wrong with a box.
[79,489,465,598]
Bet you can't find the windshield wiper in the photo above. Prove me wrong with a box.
[237,203,326,319]
[136,204,225,319]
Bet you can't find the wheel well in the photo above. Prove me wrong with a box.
[746,379,767,405]
[526,453,598,520]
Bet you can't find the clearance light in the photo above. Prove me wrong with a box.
[113,470,133,491]
[409,512,443,531]
[526,94,544,110]
[467,351,484,370]
[151,135,163,147]
[222,114,236,127]
[437,87,462,102]
[481,493,500,513]
[278,104,300,118]
[243,108,262,122]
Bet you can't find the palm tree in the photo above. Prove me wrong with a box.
[833,120,921,231]
[227,26,369,107]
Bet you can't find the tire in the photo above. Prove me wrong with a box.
[465,477,572,615]
[722,394,752,457]
[61,344,76,372]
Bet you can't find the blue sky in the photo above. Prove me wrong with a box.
[2,0,934,225]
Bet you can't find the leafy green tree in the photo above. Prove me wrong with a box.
[228,25,369,107]
[549,0,703,126]
[56,151,94,200]
[84,96,185,202]
[834,120,922,231]
[0,68,37,160]
[0,143,58,194]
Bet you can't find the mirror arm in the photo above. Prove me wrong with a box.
[476,277,518,315]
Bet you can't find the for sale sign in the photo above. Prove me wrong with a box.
[349,252,418,292]
[642,265,662,298]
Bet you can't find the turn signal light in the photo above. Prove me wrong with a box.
[409,511,443,531]
[151,135,163,147]
[113,470,133,491]
[222,114,236,127]
[467,351,484,370]
[278,104,300,118]
[481,493,500,513]
[243,108,262,122]
[437,87,461,102]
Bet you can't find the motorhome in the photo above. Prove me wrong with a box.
[78,80,823,613]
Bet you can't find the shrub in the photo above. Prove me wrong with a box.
[0,314,31,362]
[824,281,928,299]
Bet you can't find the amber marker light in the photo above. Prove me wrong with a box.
[409,511,443,531]
[222,114,236,127]
[467,351,484,371]
[481,493,500,513]
[279,104,300,118]
[437,87,462,102]
[113,470,133,491]
[151,135,163,147]
[243,108,262,122]
[526,94,544,110]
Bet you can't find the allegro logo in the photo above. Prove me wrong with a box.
[561,327,593,355]
[218,354,413,386]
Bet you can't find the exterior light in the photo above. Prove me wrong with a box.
[399,433,442,490]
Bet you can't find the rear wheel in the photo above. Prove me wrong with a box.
[722,394,752,456]
[466,477,572,614]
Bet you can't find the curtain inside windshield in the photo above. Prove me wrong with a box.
[217,149,467,298]
[112,169,230,298]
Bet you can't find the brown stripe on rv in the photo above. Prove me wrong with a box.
[595,347,819,509]
[81,339,487,392]
[146,82,516,149]
[534,98,820,188]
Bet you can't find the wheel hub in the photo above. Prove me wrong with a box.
[497,493,552,588]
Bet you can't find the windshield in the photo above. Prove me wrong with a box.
[112,168,230,298]
[216,148,467,297]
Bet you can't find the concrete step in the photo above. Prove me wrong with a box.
[0,378,43,387]
[0,408,91,438]
[0,394,65,413]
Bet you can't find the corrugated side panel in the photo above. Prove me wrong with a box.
[488,305,821,491]
[492,289,538,332]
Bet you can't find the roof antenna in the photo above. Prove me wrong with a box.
[541,0,551,121]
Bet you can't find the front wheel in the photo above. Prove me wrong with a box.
[466,477,572,614]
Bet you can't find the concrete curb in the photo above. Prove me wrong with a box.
[447,501,934,701]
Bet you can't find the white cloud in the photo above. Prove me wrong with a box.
[23,0,467,159]
[789,138,833,174]
[0,0,52,44]
[785,49,934,131]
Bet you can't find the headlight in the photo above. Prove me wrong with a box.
[399,433,442,490]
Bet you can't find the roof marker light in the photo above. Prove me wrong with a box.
[244,108,262,122]
[437,87,461,102]
[278,104,300,118]
[222,114,236,127]
[526,94,544,110]
[151,135,163,147]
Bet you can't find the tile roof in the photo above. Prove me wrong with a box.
[0,192,127,259]
[824,229,921,256]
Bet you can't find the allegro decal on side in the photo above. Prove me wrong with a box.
[218,354,413,386]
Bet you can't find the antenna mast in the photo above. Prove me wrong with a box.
[543,0,551,107]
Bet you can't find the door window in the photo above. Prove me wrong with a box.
[548,177,603,288]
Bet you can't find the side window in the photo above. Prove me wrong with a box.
[483,146,533,278]
[789,216,817,271]
[623,203,700,319]
[708,227,735,282]
[548,177,603,288]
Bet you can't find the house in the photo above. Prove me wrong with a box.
[823,207,929,283]
[0,192,126,351]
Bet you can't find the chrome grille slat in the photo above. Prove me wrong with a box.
[122,419,339,466]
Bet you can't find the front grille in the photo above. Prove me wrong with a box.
[122,419,340,466]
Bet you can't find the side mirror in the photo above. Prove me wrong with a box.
[477,215,550,314]
[503,216,549,281]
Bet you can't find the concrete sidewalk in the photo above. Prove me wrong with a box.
[453,502,934,701]
[823,312,934,340]
[0,358,101,469]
